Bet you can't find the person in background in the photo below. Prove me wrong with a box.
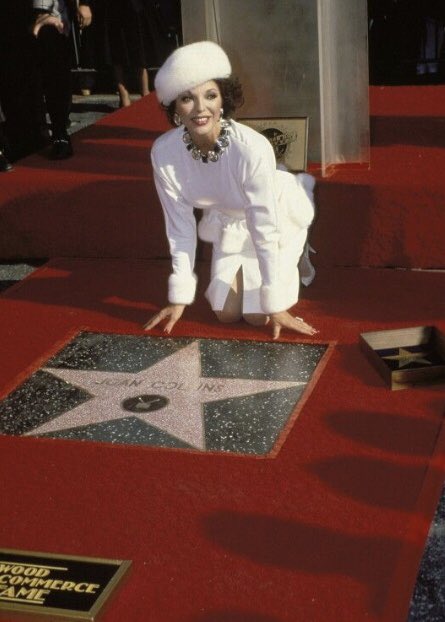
[416,0,445,79]
[144,41,318,340]
[102,0,179,108]
[31,0,92,159]
[0,1,45,161]
[0,102,13,172]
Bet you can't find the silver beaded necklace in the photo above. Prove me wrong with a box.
[182,120,231,163]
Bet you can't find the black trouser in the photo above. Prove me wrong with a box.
[0,115,5,154]
[35,25,72,139]
[0,101,7,152]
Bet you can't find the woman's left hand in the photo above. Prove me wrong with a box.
[270,310,318,340]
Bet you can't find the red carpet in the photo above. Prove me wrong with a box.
[1,86,445,269]
[1,84,445,620]
[0,258,444,622]
[0,100,169,260]
[312,85,445,269]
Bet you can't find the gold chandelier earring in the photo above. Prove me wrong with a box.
[173,113,182,127]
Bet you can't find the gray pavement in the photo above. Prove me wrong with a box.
[409,482,445,620]
[69,93,141,135]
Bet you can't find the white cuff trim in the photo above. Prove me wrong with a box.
[168,273,197,305]
[260,283,299,315]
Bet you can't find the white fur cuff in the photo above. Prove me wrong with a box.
[260,283,299,315]
[168,273,198,305]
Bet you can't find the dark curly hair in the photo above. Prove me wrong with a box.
[163,76,244,126]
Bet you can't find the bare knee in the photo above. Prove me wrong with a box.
[243,313,269,326]
[215,310,242,324]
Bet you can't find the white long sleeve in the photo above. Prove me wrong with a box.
[151,157,198,305]
[150,121,314,314]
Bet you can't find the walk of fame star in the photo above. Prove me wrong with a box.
[382,347,433,369]
[26,341,306,449]
[0,333,328,455]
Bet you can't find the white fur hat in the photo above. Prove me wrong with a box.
[155,41,232,105]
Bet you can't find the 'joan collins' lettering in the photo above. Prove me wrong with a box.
[95,379,144,387]
[197,382,224,393]
[148,381,185,390]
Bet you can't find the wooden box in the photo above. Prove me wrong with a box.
[359,326,445,390]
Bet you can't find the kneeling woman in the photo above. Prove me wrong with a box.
[144,41,317,339]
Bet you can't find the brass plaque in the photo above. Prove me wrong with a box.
[0,549,131,620]
[239,117,309,172]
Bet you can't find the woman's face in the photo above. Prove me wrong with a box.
[175,80,223,149]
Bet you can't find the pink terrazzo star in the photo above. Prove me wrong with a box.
[28,341,305,449]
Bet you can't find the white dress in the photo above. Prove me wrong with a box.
[150,120,315,315]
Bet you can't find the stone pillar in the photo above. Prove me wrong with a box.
[181,0,370,174]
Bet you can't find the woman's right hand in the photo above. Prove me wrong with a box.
[143,304,186,334]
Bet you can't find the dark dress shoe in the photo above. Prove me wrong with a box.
[49,137,73,160]
[0,150,13,172]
